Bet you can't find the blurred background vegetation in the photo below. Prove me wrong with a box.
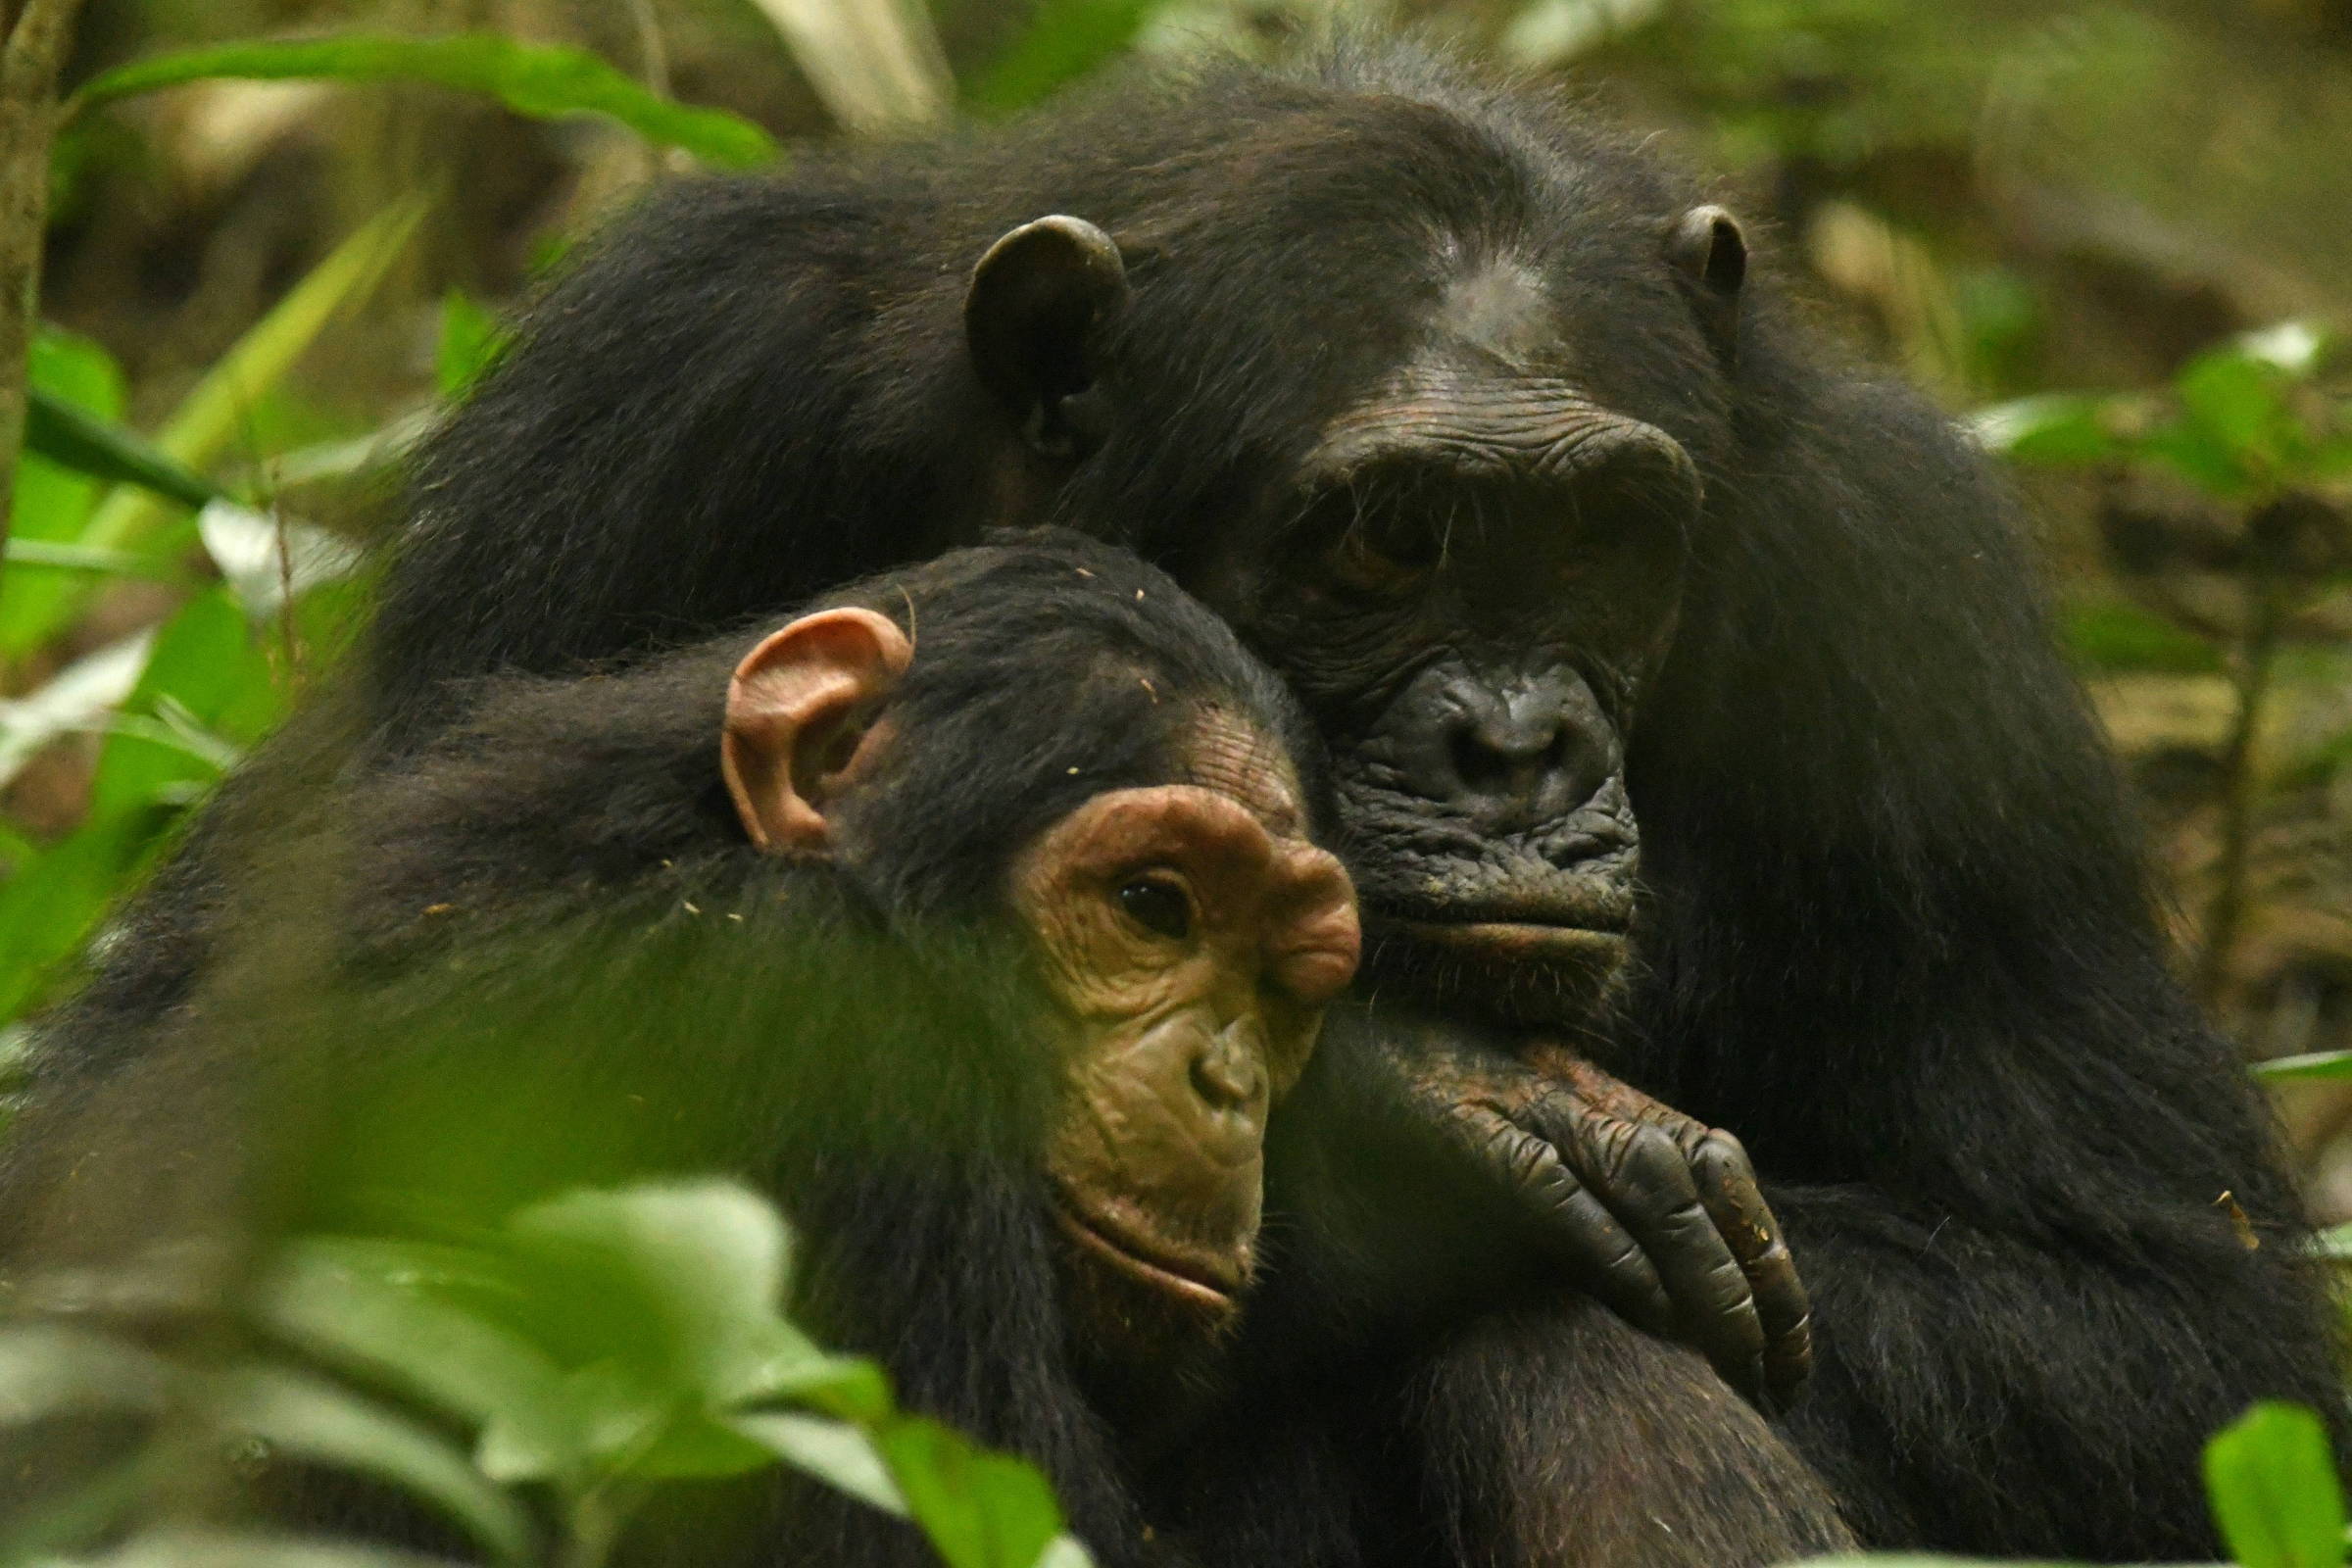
[0,1,2350,1561]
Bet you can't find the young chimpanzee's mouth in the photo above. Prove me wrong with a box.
[1052,1200,1242,1316]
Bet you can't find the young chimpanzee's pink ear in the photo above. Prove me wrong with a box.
[722,608,913,857]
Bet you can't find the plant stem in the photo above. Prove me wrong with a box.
[2196,562,2287,1005]
[0,0,83,583]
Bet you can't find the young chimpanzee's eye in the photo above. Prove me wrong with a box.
[1116,876,1193,941]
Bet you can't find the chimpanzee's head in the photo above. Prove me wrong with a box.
[960,86,1747,1025]
[715,537,1360,1344]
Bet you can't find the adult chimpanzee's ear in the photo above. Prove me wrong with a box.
[965,215,1130,460]
[1666,205,1746,357]
[723,608,914,857]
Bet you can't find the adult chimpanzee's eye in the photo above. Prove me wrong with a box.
[1324,511,1438,596]
[1116,876,1193,941]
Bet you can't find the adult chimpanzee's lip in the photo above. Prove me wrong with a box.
[1387,919,1628,961]
[1052,1200,1241,1315]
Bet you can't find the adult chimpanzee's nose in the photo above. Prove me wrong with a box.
[1391,666,1616,831]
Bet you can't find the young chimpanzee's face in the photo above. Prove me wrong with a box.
[716,599,1358,1353]
[1009,707,1357,1346]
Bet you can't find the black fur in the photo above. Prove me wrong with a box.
[20,37,2342,1566]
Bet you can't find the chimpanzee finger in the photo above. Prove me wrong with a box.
[1565,1112,1771,1405]
[1690,1130,1812,1411]
[1449,1104,1678,1338]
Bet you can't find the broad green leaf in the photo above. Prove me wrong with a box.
[749,1348,896,1424]
[255,1236,585,1485]
[2141,420,2255,500]
[8,202,425,657]
[25,387,222,509]
[2063,601,2221,675]
[879,1417,1065,1568]
[2312,1222,2352,1261]
[2204,1401,2346,1568]
[437,289,509,400]
[732,1411,907,1515]
[2175,349,2295,480]
[1968,393,2119,466]
[218,1364,535,1564]
[0,1322,172,1425]
[3,539,181,577]
[71,35,778,170]
[90,587,283,818]
[964,0,1157,115]
[509,1182,805,1405]
[2,327,128,651]
[2254,1051,2352,1084]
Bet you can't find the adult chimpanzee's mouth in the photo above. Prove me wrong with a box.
[1390,918,1627,963]
[1053,1200,1242,1316]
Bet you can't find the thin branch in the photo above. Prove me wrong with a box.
[2196,561,2287,1006]
[0,0,87,584]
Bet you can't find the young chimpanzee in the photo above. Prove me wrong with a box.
[0,534,1358,1565]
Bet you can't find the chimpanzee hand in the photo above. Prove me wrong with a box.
[1385,1024,1811,1412]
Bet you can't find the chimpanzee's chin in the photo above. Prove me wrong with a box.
[1362,918,1634,1028]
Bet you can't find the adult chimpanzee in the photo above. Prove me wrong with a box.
[27,36,2341,1565]
[0,537,1362,1564]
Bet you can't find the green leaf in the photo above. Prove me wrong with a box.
[963,0,1157,115]
[0,1323,172,1425]
[217,1364,535,1565]
[731,1412,907,1516]
[3,539,182,577]
[2,327,128,651]
[2176,349,2295,480]
[2204,1401,2346,1568]
[71,35,778,170]
[6,201,426,658]
[254,1236,586,1486]
[437,289,509,400]
[90,587,284,818]
[878,1417,1065,1568]
[2141,419,2256,499]
[2254,1051,2352,1084]
[509,1181,805,1406]
[24,387,223,510]
[1969,393,2119,465]
[2062,600,2222,675]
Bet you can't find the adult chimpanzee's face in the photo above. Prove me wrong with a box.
[965,195,1744,1021]
[1199,360,1700,1018]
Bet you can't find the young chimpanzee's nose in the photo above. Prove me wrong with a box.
[1189,1020,1268,1115]
[1390,665,1616,832]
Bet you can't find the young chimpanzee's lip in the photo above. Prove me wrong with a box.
[1052,1200,1241,1316]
